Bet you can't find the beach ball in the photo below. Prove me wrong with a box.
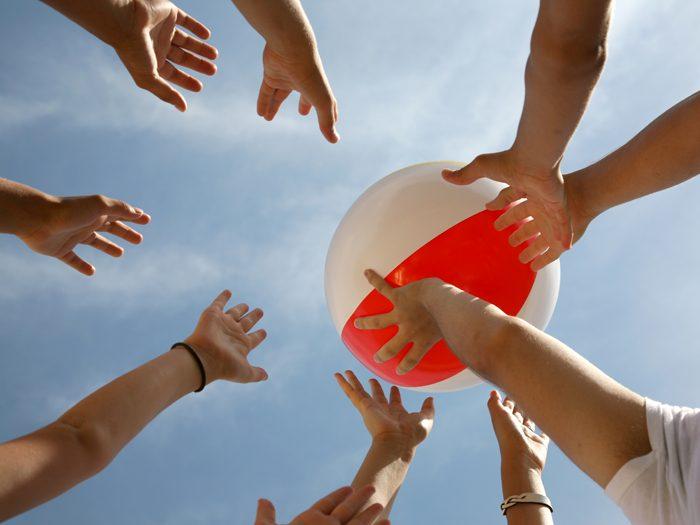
[325,161,560,392]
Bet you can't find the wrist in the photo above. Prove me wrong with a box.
[500,463,546,498]
[565,167,602,233]
[182,336,220,386]
[370,434,418,462]
[5,184,60,238]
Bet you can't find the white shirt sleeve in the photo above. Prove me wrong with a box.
[605,398,700,525]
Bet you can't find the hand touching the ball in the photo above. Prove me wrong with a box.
[442,149,572,269]
[17,193,150,276]
[255,486,389,525]
[185,290,268,385]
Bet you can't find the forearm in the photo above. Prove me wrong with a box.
[0,178,57,236]
[512,0,610,168]
[569,91,700,221]
[501,465,553,525]
[422,284,649,487]
[231,0,316,55]
[351,438,415,521]
[40,0,132,47]
[0,347,199,520]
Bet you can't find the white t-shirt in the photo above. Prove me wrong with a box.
[605,399,700,524]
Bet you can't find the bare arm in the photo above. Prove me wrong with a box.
[336,371,434,522]
[422,283,650,487]
[494,90,700,269]
[355,271,650,489]
[442,0,611,250]
[0,290,268,521]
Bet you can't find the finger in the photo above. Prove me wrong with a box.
[344,370,370,398]
[373,336,408,364]
[330,485,376,522]
[226,303,249,320]
[246,329,267,352]
[257,81,292,121]
[210,290,232,311]
[133,73,187,112]
[247,366,269,382]
[167,46,217,76]
[530,247,562,272]
[59,251,95,276]
[294,70,338,143]
[311,486,354,514]
[441,155,492,186]
[354,312,394,331]
[173,29,218,60]
[255,499,276,523]
[486,186,526,210]
[420,396,435,419]
[97,196,147,222]
[298,95,313,116]
[389,385,402,407]
[100,221,143,244]
[376,520,391,525]
[519,236,548,264]
[159,61,203,92]
[176,9,211,40]
[313,94,339,144]
[334,372,357,400]
[494,201,532,231]
[349,502,384,525]
[369,378,388,405]
[85,233,124,258]
[363,269,395,299]
[240,308,263,332]
[396,341,431,375]
[503,396,515,412]
[508,220,540,247]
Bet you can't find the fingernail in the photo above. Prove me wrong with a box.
[373,354,383,363]
[396,367,407,375]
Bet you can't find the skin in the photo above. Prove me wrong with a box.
[488,391,553,525]
[254,486,390,525]
[356,271,651,489]
[0,290,268,521]
[442,0,612,254]
[336,371,434,522]
[41,0,218,112]
[492,90,700,269]
[0,178,150,275]
[231,0,339,143]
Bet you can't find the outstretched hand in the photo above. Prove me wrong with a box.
[442,149,572,270]
[487,390,549,473]
[18,194,150,276]
[335,371,434,450]
[185,290,268,385]
[112,0,218,111]
[257,43,339,143]
[255,486,389,525]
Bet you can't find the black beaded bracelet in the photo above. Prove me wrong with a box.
[171,342,206,392]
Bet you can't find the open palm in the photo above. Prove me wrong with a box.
[18,194,149,276]
[335,371,434,448]
[114,0,218,111]
[185,290,268,385]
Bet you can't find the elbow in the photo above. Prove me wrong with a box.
[48,417,116,478]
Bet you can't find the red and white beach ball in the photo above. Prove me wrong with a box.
[325,161,560,392]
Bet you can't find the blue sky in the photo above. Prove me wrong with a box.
[1,0,699,523]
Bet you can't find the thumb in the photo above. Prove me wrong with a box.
[255,499,276,524]
[442,155,488,186]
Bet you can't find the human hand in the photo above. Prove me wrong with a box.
[335,371,434,453]
[254,486,389,525]
[185,290,268,385]
[111,0,218,111]
[257,43,338,143]
[487,390,549,474]
[442,149,572,268]
[17,193,150,276]
[486,171,595,270]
